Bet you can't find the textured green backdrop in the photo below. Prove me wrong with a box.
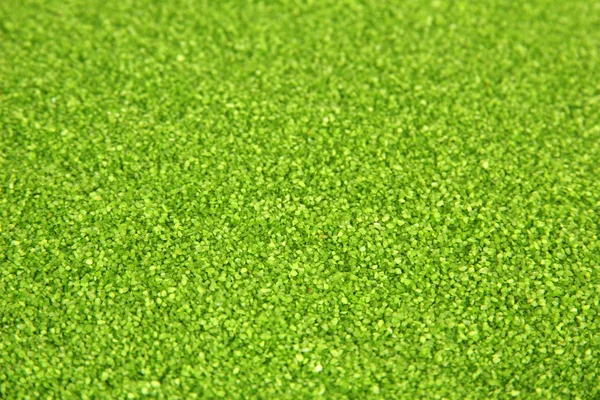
[1,0,599,398]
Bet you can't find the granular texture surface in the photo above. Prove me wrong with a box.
[1,0,599,398]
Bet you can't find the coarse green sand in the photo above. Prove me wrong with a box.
[1,0,599,398]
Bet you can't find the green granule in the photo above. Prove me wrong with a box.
[1,0,599,398]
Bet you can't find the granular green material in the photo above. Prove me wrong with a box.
[1,0,599,398]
